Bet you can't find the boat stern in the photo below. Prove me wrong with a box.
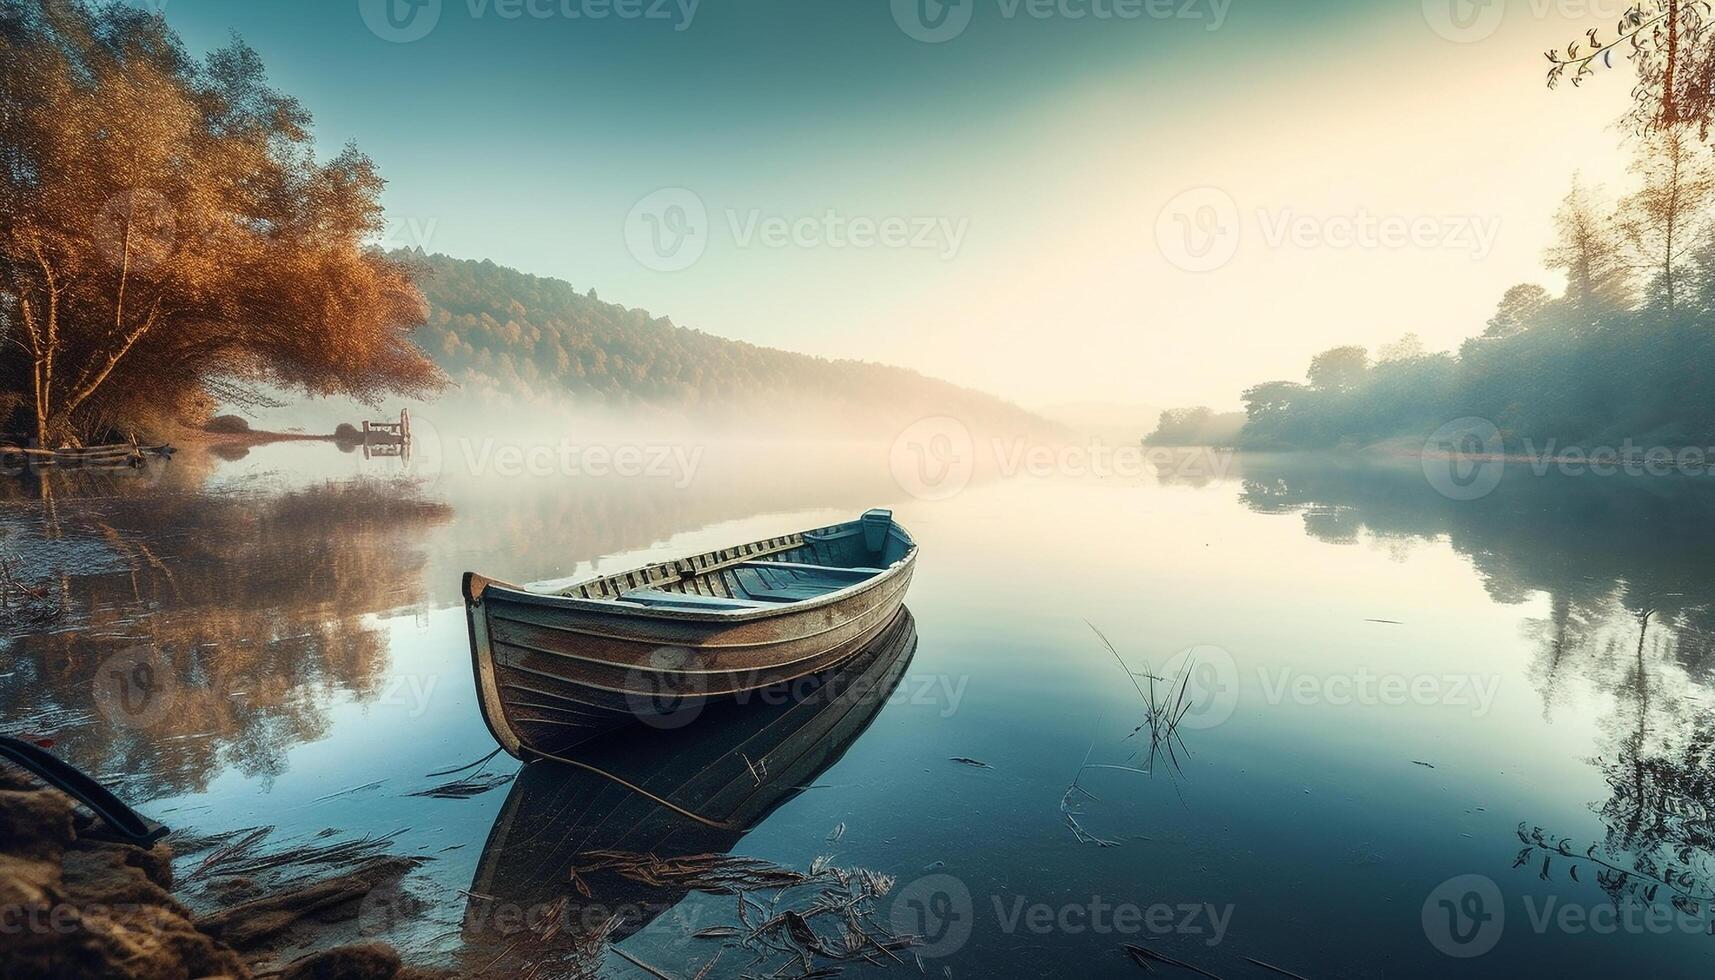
[462,570,530,760]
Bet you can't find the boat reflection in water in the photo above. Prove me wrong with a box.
[461,607,917,966]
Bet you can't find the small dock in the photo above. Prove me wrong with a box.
[361,409,412,460]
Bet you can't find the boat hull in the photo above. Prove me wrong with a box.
[464,513,916,758]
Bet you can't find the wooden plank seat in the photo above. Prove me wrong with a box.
[741,560,885,578]
[618,590,773,611]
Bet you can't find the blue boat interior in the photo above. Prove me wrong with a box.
[602,508,912,612]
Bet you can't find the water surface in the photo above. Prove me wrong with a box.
[5,439,1714,977]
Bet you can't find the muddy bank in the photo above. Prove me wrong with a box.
[0,762,445,980]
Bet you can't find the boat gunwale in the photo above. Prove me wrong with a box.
[482,565,912,653]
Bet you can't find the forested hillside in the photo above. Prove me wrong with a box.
[406,252,1049,434]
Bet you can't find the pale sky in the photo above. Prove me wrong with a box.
[161,0,1638,411]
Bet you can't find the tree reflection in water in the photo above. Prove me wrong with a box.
[0,464,450,801]
[1230,455,1715,919]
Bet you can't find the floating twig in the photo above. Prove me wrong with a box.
[1243,956,1310,980]
[1123,942,1224,979]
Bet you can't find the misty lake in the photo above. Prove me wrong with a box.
[5,434,1715,978]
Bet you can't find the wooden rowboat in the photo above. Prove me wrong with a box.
[463,508,917,758]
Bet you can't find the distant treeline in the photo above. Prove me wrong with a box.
[408,252,1053,434]
[1157,132,1715,452]
[1142,406,1245,446]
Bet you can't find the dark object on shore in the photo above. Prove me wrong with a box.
[0,438,174,470]
[463,509,917,757]
[0,745,447,979]
[464,607,916,967]
[0,764,247,980]
[0,736,167,846]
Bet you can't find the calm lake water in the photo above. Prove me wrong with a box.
[5,432,1715,977]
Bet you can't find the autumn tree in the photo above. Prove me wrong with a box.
[1547,3,1715,137]
[0,2,442,445]
[1623,126,1715,315]
[1543,178,1634,326]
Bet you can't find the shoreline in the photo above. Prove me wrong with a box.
[190,428,348,446]
[0,761,448,980]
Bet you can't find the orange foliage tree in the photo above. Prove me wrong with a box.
[0,2,442,445]
[1547,3,1715,138]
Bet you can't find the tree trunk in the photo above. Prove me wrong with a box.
[33,363,46,448]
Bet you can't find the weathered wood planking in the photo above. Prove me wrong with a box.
[463,508,917,757]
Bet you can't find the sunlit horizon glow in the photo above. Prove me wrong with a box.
[157,0,1635,414]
